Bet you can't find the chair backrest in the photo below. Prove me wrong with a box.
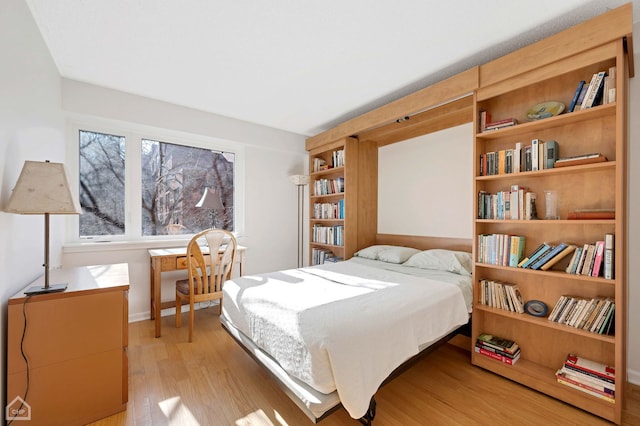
[186,229,237,296]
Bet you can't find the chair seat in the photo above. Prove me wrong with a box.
[176,278,208,296]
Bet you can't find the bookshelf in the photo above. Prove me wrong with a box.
[471,12,631,425]
[308,137,357,265]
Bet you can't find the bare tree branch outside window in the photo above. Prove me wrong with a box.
[79,130,234,238]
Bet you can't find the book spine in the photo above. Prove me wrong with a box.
[604,233,614,279]
[556,376,615,403]
[474,346,518,365]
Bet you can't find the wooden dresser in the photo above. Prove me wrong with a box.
[6,264,129,426]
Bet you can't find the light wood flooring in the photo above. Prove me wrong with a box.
[92,307,640,425]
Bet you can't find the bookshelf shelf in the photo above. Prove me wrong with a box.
[476,103,616,140]
[475,305,616,343]
[471,7,630,423]
[310,165,345,177]
[310,192,344,200]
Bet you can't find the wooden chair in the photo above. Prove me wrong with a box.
[175,228,237,342]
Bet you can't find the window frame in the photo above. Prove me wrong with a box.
[66,117,245,244]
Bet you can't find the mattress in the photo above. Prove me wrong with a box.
[221,257,471,419]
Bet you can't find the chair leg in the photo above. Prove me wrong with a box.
[176,295,182,328]
[188,301,195,342]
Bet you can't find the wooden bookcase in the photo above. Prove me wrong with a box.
[308,136,377,265]
[471,35,629,424]
[308,137,357,264]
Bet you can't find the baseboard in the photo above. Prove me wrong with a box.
[628,368,640,386]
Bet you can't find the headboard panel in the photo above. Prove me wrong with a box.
[375,233,472,252]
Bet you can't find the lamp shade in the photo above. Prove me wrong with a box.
[289,174,310,185]
[6,161,81,214]
[195,187,224,210]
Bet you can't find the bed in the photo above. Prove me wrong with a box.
[220,235,473,424]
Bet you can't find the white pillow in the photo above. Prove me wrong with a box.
[354,245,395,260]
[354,245,420,264]
[403,249,473,276]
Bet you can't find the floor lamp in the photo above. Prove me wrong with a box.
[289,174,309,268]
[5,160,82,294]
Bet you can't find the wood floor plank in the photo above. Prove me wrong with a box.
[89,307,640,425]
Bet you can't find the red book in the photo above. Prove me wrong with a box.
[591,240,605,277]
[567,211,615,220]
[564,354,615,383]
[474,345,519,365]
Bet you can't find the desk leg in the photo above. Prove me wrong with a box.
[151,259,162,338]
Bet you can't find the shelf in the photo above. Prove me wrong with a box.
[310,242,344,249]
[474,305,615,343]
[475,263,616,284]
[310,192,344,200]
[310,218,344,223]
[472,354,618,419]
[310,166,345,177]
[477,219,615,225]
[476,160,615,181]
[476,103,616,140]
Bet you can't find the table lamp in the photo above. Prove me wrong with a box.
[5,160,82,294]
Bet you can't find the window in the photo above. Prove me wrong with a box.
[77,128,239,240]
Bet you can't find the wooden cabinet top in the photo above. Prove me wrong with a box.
[9,263,130,304]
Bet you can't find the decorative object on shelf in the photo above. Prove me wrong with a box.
[290,174,310,268]
[5,161,82,294]
[544,189,559,220]
[524,300,549,317]
[526,101,565,120]
[196,186,225,228]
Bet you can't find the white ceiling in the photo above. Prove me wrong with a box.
[26,0,639,137]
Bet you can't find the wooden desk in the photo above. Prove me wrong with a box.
[148,245,246,337]
[6,264,129,426]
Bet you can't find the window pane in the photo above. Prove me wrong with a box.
[79,130,126,237]
[141,140,235,236]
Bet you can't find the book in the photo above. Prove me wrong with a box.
[544,140,558,169]
[604,233,614,279]
[572,83,590,112]
[556,372,615,403]
[476,333,519,354]
[568,80,586,112]
[520,243,552,268]
[484,118,518,131]
[564,354,615,382]
[508,235,526,267]
[530,242,568,270]
[580,244,596,275]
[531,139,540,171]
[558,367,615,394]
[581,71,606,109]
[590,240,605,277]
[565,247,581,273]
[554,153,607,168]
[474,344,520,365]
[573,243,590,275]
[540,243,576,271]
[567,210,615,220]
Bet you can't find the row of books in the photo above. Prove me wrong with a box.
[478,110,518,133]
[476,233,525,267]
[548,295,615,335]
[477,186,537,220]
[312,200,345,220]
[474,333,520,365]
[312,177,344,196]
[311,149,346,173]
[311,224,344,246]
[478,279,524,314]
[568,67,616,112]
[556,354,615,403]
[479,139,558,176]
[564,234,614,278]
[517,242,576,271]
[311,248,343,265]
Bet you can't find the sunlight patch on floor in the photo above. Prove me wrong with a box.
[235,409,290,426]
[159,396,199,425]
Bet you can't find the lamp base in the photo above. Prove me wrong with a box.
[24,283,68,296]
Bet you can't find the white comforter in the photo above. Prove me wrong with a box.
[221,259,470,419]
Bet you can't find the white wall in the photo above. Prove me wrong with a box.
[378,123,473,238]
[626,21,640,385]
[0,0,68,408]
[0,1,308,408]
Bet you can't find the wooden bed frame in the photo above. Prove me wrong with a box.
[221,235,473,424]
